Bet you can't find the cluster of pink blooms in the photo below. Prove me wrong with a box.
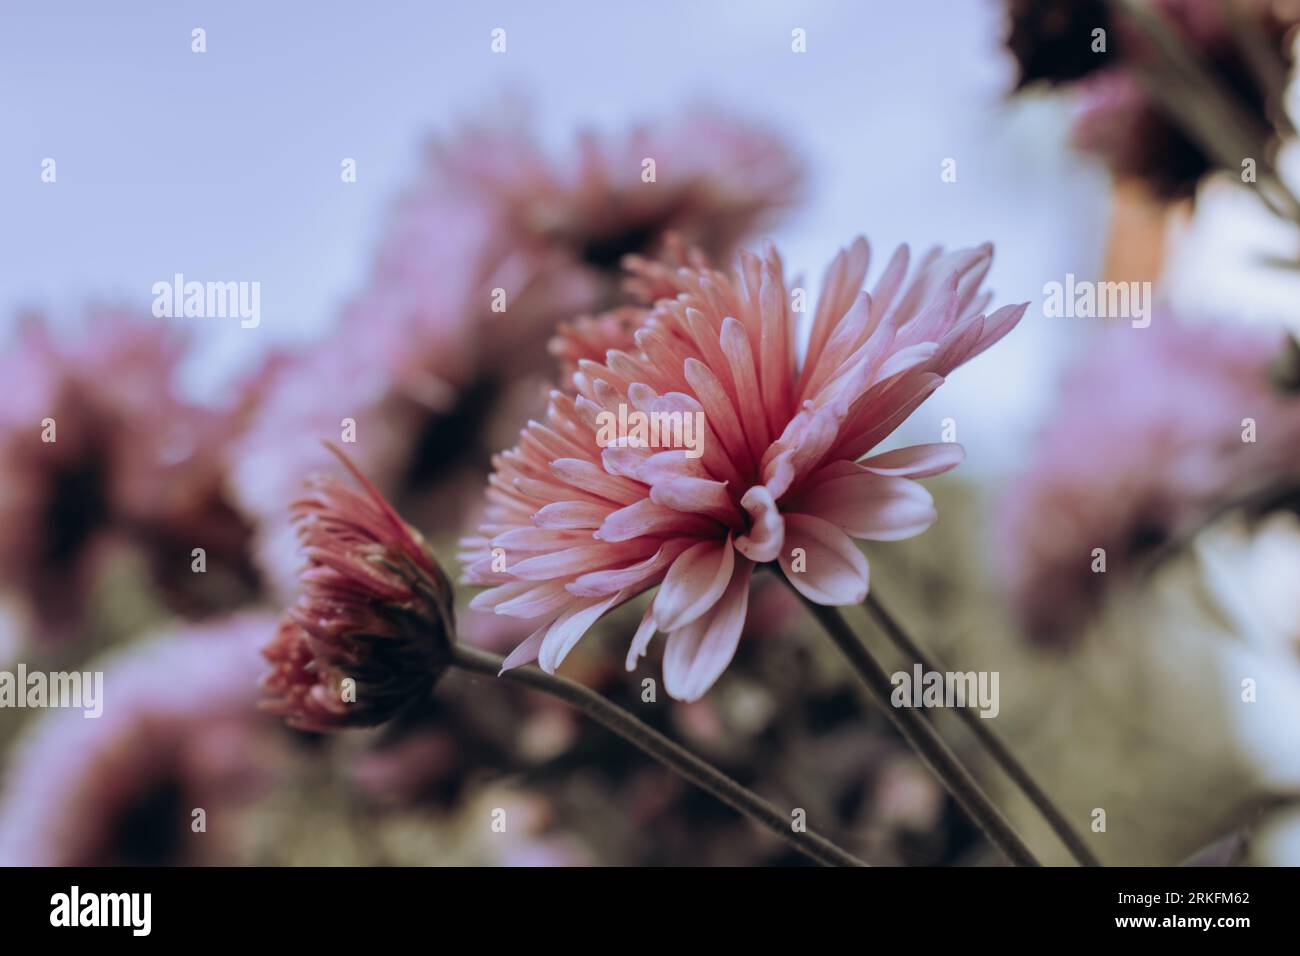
[461,239,1026,700]
[1000,318,1300,645]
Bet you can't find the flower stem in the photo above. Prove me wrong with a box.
[784,581,1040,866]
[449,643,868,868]
[863,591,1101,867]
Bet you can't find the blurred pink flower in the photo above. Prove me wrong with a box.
[0,310,259,642]
[0,613,276,865]
[261,447,456,732]
[1000,319,1300,645]
[231,109,802,600]
[419,107,803,301]
[461,237,1025,700]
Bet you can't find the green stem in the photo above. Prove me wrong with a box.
[784,581,1041,867]
[863,592,1101,867]
[449,644,868,868]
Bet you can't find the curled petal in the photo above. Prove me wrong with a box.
[492,582,573,618]
[533,500,612,529]
[735,485,784,562]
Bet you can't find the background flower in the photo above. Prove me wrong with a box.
[0,310,259,646]
[0,613,278,866]
[1000,317,1300,646]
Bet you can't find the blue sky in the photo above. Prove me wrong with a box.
[1,0,1109,471]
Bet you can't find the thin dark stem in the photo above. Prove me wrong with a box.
[784,581,1040,867]
[449,644,868,868]
[863,592,1101,867]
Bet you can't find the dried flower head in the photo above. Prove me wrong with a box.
[424,106,803,297]
[262,446,456,731]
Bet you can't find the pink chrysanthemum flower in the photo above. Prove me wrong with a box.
[461,238,1026,700]
[1000,318,1300,645]
[0,613,275,866]
[262,447,456,731]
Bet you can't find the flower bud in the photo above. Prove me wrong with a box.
[262,446,455,731]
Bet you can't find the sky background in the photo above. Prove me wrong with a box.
[1,0,1115,472]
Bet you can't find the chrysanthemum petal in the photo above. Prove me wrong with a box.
[568,539,692,596]
[662,560,753,701]
[778,512,869,604]
[797,468,937,541]
[735,485,784,562]
[649,476,737,523]
[654,536,736,631]
[533,500,612,529]
[500,624,548,673]
[595,499,720,541]
[625,601,660,670]
[538,592,625,673]
[858,442,965,478]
